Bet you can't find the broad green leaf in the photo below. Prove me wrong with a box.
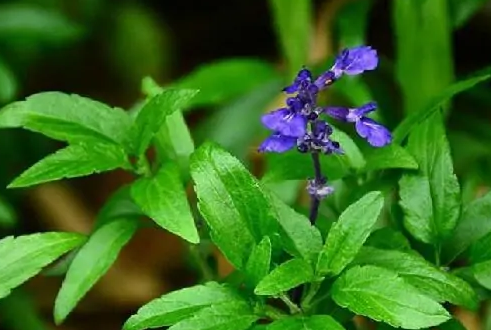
[0,4,82,43]
[267,192,322,263]
[268,0,312,78]
[0,290,49,330]
[336,0,373,47]
[190,142,278,268]
[393,71,491,144]
[174,59,278,108]
[450,0,488,28]
[470,231,491,264]
[317,191,383,276]
[332,265,451,329]
[0,195,16,229]
[123,282,244,330]
[353,247,478,310]
[267,315,346,330]
[439,319,467,330]
[255,258,313,296]
[393,0,453,115]
[443,191,491,263]
[0,92,132,146]
[196,79,282,160]
[473,260,491,290]
[331,128,366,170]
[132,88,198,156]
[362,144,418,172]
[169,301,258,330]
[0,232,85,299]
[400,112,461,243]
[8,143,132,188]
[131,162,199,244]
[365,227,411,251]
[54,217,139,324]
[0,57,17,104]
[141,77,195,172]
[245,237,272,287]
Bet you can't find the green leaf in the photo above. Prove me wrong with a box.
[131,162,199,244]
[443,191,491,263]
[332,265,451,329]
[393,0,453,115]
[0,92,133,146]
[393,71,491,144]
[317,191,383,276]
[54,217,139,324]
[8,143,131,188]
[0,56,17,104]
[337,0,373,47]
[0,232,85,299]
[123,282,244,330]
[174,59,278,108]
[255,258,313,296]
[362,144,418,172]
[268,0,312,78]
[0,290,50,330]
[472,260,491,290]
[450,0,488,28]
[190,142,278,268]
[267,192,322,263]
[168,301,258,330]
[365,227,411,251]
[245,237,272,287]
[132,88,198,156]
[399,112,461,243]
[0,195,16,229]
[470,231,491,264]
[266,315,346,330]
[0,4,82,43]
[353,247,478,310]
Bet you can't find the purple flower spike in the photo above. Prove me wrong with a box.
[283,68,313,93]
[261,108,307,137]
[324,106,350,121]
[258,133,297,153]
[331,46,378,79]
[314,70,336,90]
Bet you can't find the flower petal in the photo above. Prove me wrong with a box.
[283,68,313,93]
[324,106,349,121]
[356,117,392,147]
[353,101,377,117]
[261,109,307,137]
[261,108,289,130]
[331,46,378,78]
[314,70,335,89]
[258,134,297,153]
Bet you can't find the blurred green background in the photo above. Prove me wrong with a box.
[1,0,491,329]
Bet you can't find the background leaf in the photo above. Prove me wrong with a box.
[131,162,199,243]
[245,237,272,287]
[472,260,491,290]
[0,57,17,104]
[266,315,346,330]
[0,232,85,299]
[0,290,49,330]
[317,191,383,276]
[332,265,450,329]
[362,144,418,172]
[450,0,489,28]
[54,217,139,324]
[8,143,131,188]
[254,258,313,296]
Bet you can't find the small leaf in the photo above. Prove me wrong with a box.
[365,227,411,251]
[268,0,312,78]
[472,260,491,290]
[132,88,198,156]
[54,218,139,324]
[174,59,279,108]
[470,231,491,264]
[0,92,132,146]
[8,143,131,188]
[362,144,418,172]
[255,258,313,296]
[267,315,346,330]
[245,237,272,287]
[0,232,85,299]
[267,192,322,263]
[443,191,491,263]
[123,282,243,330]
[332,265,451,329]
[450,0,488,28]
[353,247,478,310]
[169,301,258,330]
[393,70,491,144]
[190,142,278,268]
[0,56,17,104]
[400,112,461,244]
[131,162,199,244]
[317,191,383,276]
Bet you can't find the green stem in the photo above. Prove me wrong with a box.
[189,244,214,282]
[135,154,152,177]
[434,244,441,267]
[263,305,287,320]
[301,281,321,311]
[279,294,302,314]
